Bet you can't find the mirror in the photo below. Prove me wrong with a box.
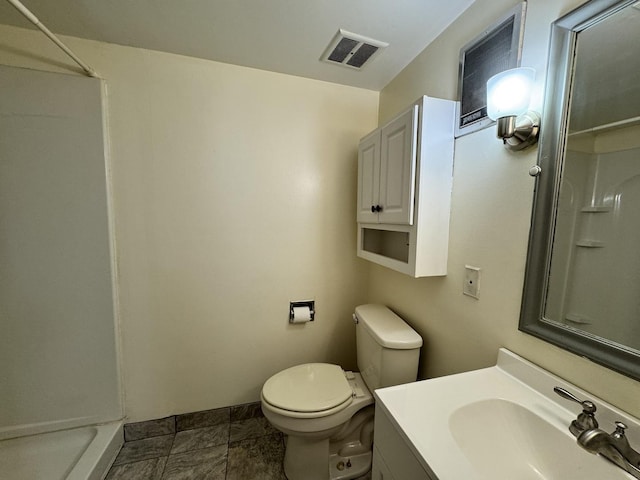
[520,0,640,380]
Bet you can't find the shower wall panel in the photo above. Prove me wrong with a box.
[0,66,121,438]
[548,128,640,352]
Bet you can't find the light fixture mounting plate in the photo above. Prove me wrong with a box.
[503,111,540,151]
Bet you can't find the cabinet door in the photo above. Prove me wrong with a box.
[357,130,380,223]
[378,105,418,225]
[372,447,397,480]
[375,406,433,479]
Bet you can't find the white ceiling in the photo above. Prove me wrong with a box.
[0,0,476,91]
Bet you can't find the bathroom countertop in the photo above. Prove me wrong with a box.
[374,348,640,480]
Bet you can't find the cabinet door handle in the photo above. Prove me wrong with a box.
[371,205,383,213]
[375,205,382,212]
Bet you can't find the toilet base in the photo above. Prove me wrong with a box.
[283,436,372,480]
[283,435,329,480]
[282,407,374,480]
[329,450,371,480]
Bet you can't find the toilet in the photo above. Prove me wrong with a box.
[261,304,422,480]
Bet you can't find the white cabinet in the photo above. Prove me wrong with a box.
[372,447,397,480]
[372,404,435,480]
[357,106,419,225]
[356,96,455,277]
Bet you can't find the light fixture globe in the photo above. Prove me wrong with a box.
[486,67,540,151]
[487,67,535,120]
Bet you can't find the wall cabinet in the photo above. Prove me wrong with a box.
[357,105,419,225]
[356,96,455,277]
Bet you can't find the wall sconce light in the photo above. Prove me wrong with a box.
[486,67,540,151]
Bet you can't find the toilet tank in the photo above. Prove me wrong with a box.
[355,304,422,391]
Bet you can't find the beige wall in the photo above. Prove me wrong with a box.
[373,0,640,417]
[0,24,378,422]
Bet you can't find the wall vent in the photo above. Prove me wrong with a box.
[321,29,388,70]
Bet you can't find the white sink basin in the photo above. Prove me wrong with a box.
[449,398,626,479]
[374,349,639,480]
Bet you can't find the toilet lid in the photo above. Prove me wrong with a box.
[262,363,352,413]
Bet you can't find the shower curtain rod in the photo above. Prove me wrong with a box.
[6,0,98,77]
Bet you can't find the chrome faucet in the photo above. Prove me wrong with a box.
[555,386,640,479]
[578,422,640,479]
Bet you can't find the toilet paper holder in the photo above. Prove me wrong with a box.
[289,300,315,323]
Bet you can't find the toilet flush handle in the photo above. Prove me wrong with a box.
[352,313,358,324]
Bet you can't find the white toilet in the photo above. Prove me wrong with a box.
[261,304,422,480]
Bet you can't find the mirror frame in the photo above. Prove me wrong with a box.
[519,0,640,380]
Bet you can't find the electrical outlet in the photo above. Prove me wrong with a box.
[463,265,481,299]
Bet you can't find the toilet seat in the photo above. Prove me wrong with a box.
[262,363,353,417]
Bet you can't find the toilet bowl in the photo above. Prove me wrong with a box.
[261,304,422,480]
[262,364,374,480]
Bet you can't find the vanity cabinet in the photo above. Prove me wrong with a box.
[356,96,455,277]
[372,404,434,480]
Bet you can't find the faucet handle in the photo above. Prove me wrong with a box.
[613,421,628,439]
[554,386,598,436]
[554,386,597,413]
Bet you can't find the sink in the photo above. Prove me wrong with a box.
[374,349,640,480]
[449,398,627,479]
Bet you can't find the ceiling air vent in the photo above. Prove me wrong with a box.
[321,29,388,70]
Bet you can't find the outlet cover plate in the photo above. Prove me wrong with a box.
[463,265,481,299]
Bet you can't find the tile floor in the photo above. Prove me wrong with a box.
[106,402,286,480]
[107,402,373,480]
